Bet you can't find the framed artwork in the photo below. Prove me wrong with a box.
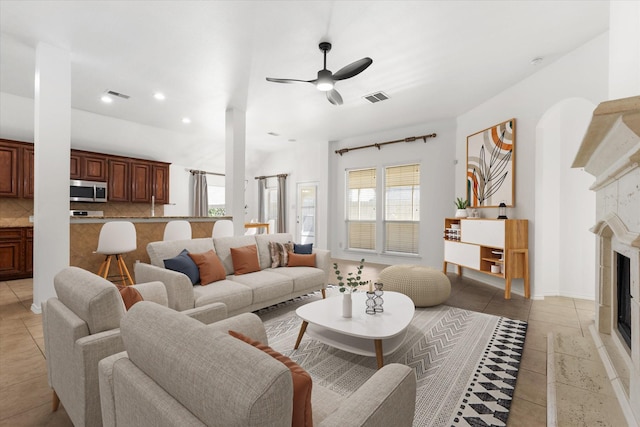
[466,118,515,207]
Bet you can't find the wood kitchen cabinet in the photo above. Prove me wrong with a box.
[70,150,108,181]
[130,161,152,202]
[1,139,170,203]
[152,163,170,204]
[0,139,33,198]
[0,227,33,280]
[108,158,130,202]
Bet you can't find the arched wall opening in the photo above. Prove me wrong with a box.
[534,98,596,299]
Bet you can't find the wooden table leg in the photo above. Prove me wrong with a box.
[374,339,384,369]
[294,321,308,350]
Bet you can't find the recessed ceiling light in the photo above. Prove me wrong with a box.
[182,117,191,124]
[530,57,544,66]
[288,139,296,142]
[100,95,113,104]
[154,92,166,101]
[268,132,279,136]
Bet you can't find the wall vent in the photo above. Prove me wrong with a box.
[106,90,130,100]
[363,91,389,104]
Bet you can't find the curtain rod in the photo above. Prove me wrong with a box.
[254,173,288,180]
[334,133,437,156]
[185,168,225,177]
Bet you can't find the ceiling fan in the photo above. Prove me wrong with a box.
[266,42,373,106]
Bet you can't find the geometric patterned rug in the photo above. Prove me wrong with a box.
[256,293,527,427]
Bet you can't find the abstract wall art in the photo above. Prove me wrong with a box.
[466,118,515,207]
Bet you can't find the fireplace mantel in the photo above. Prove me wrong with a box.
[573,95,640,426]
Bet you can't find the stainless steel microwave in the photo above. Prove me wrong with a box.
[70,180,108,202]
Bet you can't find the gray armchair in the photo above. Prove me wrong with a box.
[42,267,227,427]
[99,301,416,427]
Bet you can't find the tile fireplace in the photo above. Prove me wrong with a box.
[573,95,640,426]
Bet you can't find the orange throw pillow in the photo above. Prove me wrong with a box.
[288,252,316,267]
[116,285,143,311]
[228,331,313,427]
[230,245,260,275]
[188,250,226,284]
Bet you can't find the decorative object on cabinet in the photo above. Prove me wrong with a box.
[454,197,469,218]
[498,202,508,219]
[442,218,529,299]
[466,118,515,207]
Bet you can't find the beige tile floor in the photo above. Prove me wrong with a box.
[0,260,611,426]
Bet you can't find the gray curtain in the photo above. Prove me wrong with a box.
[192,171,208,217]
[257,177,266,224]
[276,174,287,233]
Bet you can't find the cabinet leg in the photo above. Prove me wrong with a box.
[456,265,462,276]
[505,277,512,299]
[442,261,447,274]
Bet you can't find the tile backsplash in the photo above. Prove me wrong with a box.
[0,199,164,227]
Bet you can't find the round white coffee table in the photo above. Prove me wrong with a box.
[294,291,415,368]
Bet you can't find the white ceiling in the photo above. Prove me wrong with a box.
[0,1,609,172]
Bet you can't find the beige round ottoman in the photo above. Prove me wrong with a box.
[379,264,451,307]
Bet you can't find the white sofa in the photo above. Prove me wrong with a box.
[135,233,330,317]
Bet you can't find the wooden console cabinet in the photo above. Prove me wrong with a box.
[0,227,33,280]
[443,218,529,299]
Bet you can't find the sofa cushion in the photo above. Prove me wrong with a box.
[293,243,313,254]
[163,249,200,285]
[53,266,125,334]
[193,280,253,313]
[213,235,259,275]
[148,238,214,268]
[188,250,226,284]
[229,330,313,427]
[266,267,326,294]
[230,245,261,275]
[269,241,294,268]
[230,270,294,303]
[255,233,293,270]
[288,252,316,267]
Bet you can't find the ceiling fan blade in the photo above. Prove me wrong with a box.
[333,57,373,81]
[326,89,343,106]
[266,77,314,84]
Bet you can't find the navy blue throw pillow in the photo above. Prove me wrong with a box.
[163,249,200,285]
[293,243,313,254]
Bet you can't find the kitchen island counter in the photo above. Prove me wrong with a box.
[71,216,231,278]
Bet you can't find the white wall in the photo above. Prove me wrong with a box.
[455,33,609,298]
[163,164,191,216]
[328,119,456,269]
[608,0,640,99]
[535,98,596,299]
[247,139,329,249]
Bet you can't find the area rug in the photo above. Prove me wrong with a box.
[256,293,527,427]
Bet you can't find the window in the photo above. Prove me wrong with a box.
[207,185,226,217]
[385,164,419,254]
[347,168,376,250]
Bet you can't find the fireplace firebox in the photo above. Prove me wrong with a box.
[617,252,632,349]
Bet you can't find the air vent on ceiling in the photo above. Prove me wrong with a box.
[106,90,130,100]
[363,91,389,104]
[267,132,280,137]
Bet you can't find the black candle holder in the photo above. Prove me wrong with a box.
[374,282,384,313]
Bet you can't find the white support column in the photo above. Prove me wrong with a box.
[224,108,246,236]
[31,43,71,313]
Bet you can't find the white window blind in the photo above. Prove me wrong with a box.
[385,164,420,254]
[347,168,376,250]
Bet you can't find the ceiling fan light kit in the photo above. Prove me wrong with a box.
[266,41,372,105]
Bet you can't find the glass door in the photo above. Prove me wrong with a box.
[296,182,317,245]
